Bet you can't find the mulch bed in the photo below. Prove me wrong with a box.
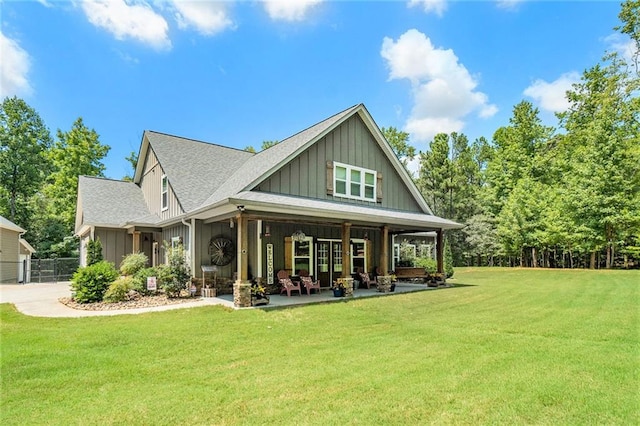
[59,294,202,311]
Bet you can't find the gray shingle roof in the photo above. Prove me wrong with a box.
[145,131,254,212]
[199,104,362,209]
[78,176,158,227]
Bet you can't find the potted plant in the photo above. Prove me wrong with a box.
[251,282,270,306]
[332,281,345,297]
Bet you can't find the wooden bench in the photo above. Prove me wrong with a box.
[394,267,430,282]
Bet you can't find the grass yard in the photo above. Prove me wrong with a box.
[1,268,638,425]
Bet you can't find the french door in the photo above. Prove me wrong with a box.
[316,240,342,287]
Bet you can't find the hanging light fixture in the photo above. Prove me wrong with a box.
[229,218,234,228]
[291,229,306,242]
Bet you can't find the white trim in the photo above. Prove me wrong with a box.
[161,174,169,211]
[257,220,263,280]
[333,161,377,202]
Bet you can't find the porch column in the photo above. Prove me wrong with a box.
[436,229,444,274]
[379,225,389,275]
[132,231,141,253]
[234,213,251,307]
[341,222,351,278]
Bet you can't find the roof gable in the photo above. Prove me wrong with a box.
[135,131,254,213]
[76,176,157,231]
[198,103,433,214]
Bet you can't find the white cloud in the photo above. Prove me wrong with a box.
[523,72,580,113]
[263,0,322,22]
[496,0,526,10]
[605,33,638,65]
[407,0,447,17]
[381,29,497,143]
[0,32,32,98]
[170,1,235,35]
[81,0,171,50]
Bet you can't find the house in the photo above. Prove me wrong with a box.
[0,215,36,283]
[75,104,462,305]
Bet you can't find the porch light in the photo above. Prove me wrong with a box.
[229,218,234,228]
[291,230,306,242]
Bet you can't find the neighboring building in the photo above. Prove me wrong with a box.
[0,216,36,283]
[75,104,461,299]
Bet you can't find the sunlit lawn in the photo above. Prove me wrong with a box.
[1,267,638,425]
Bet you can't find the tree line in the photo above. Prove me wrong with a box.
[384,1,639,269]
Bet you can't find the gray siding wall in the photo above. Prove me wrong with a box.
[140,146,183,220]
[0,228,20,283]
[255,115,423,212]
[95,228,132,267]
[194,221,237,279]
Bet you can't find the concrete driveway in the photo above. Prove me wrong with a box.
[0,282,232,318]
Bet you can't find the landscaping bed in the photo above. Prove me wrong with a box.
[59,293,200,311]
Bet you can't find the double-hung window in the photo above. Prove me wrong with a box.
[334,162,376,202]
[161,175,168,211]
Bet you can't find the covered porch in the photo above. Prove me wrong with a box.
[184,192,461,307]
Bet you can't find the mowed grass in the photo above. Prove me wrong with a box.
[1,268,638,425]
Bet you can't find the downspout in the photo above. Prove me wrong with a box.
[181,217,196,277]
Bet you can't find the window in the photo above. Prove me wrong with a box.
[334,162,376,201]
[292,237,313,275]
[351,239,366,274]
[161,175,168,211]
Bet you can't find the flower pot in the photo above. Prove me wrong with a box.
[333,288,344,297]
[390,283,396,292]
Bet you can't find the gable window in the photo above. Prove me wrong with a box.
[333,162,376,201]
[161,175,168,211]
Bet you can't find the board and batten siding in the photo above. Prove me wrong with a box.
[255,114,423,212]
[139,144,184,220]
[95,228,132,267]
[0,227,20,283]
[194,221,237,279]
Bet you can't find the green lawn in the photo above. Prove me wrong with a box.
[1,268,638,425]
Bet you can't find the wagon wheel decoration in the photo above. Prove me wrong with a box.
[208,237,235,266]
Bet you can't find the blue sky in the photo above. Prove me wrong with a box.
[1,1,631,178]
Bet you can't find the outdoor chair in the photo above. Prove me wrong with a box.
[298,270,321,295]
[358,272,377,289]
[277,270,301,297]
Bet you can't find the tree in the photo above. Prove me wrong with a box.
[123,151,138,181]
[485,101,554,216]
[381,126,415,172]
[244,140,279,153]
[44,117,110,233]
[558,56,640,268]
[616,0,639,74]
[0,97,52,226]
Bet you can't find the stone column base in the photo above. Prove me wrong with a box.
[233,280,252,307]
[377,275,392,292]
[338,277,354,297]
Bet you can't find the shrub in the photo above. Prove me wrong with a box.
[86,238,103,266]
[158,243,190,298]
[415,257,437,274]
[120,252,148,276]
[71,261,118,303]
[445,242,454,278]
[133,267,160,295]
[104,277,135,303]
